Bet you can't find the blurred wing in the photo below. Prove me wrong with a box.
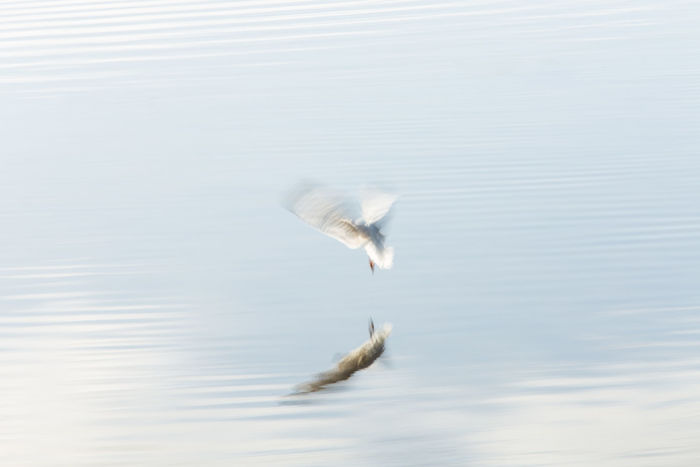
[364,242,394,269]
[285,183,367,249]
[360,189,397,225]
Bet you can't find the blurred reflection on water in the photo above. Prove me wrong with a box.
[2,0,700,465]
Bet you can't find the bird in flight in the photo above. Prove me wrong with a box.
[285,182,397,273]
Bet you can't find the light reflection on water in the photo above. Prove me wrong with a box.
[1,261,700,465]
[2,0,700,465]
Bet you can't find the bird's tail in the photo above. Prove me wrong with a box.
[365,243,394,270]
[381,246,394,269]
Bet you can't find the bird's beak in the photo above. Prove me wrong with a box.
[369,259,375,274]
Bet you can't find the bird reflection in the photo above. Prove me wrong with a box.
[291,319,392,395]
[285,182,397,273]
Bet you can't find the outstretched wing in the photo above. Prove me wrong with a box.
[285,183,368,249]
[360,188,397,225]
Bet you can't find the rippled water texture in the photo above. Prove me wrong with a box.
[2,1,700,465]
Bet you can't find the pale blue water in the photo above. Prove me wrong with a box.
[2,1,700,465]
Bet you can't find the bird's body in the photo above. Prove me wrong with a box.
[285,183,396,272]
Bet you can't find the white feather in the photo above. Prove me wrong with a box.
[285,184,367,249]
[285,183,396,270]
[364,242,394,270]
[360,189,397,225]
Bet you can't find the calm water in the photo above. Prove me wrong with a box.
[2,0,700,465]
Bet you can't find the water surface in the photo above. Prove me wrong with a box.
[2,0,700,465]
